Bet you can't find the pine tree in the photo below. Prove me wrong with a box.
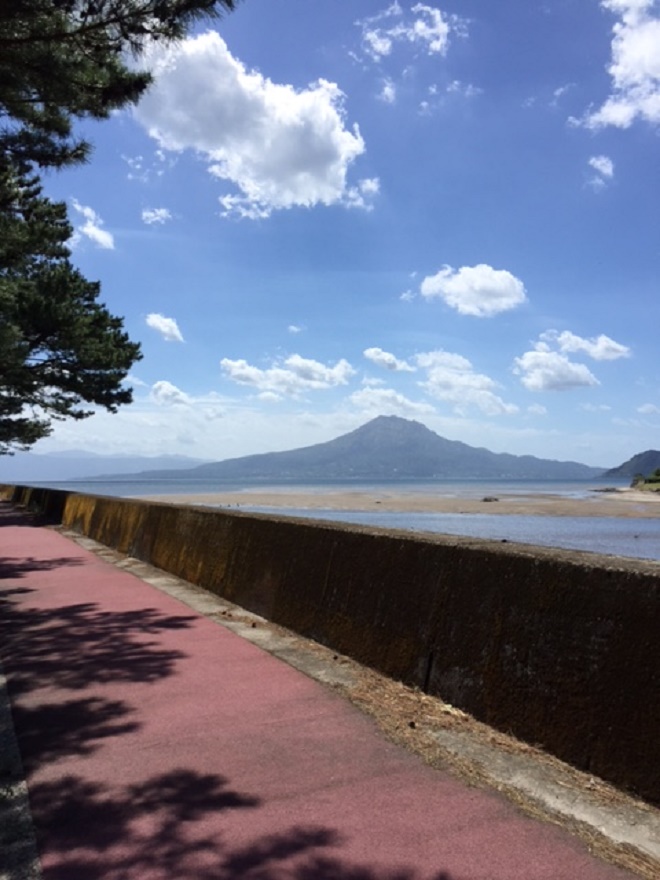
[0,1,237,168]
[0,1,237,452]
[0,164,141,453]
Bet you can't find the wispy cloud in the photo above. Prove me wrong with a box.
[70,199,114,249]
[587,155,615,190]
[416,350,518,415]
[220,354,355,399]
[142,207,173,225]
[356,2,465,62]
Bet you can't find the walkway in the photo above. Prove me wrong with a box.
[0,503,641,879]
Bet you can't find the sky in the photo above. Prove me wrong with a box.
[22,0,660,468]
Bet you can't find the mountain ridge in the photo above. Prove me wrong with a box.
[604,450,660,479]
[0,452,211,483]
[87,416,605,482]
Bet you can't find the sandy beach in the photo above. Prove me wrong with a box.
[141,487,660,518]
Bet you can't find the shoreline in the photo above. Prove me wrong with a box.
[138,487,660,519]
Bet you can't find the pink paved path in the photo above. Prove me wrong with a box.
[0,504,635,880]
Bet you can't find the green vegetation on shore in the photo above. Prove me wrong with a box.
[631,468,660,491]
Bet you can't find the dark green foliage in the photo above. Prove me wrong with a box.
[0,165,141,453]
[0,1,237,451]
[0,1,237,168]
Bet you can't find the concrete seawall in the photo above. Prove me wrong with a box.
[3,483,659,805]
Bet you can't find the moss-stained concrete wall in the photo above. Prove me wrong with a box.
[3,484,660,804]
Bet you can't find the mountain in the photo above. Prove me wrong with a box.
[0,451,211,483]
[95,416,603,482]
[604,450,660,479]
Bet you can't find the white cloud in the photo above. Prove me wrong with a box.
[220,354,355,398]
[123,150,175,182]
[135,32,374,219]
[344,177,381,211]
[527,404,548,415]
[589,155,615,178]
[378,78,397,103]
[581,1,660,129]
[416,350,518,415]
[364,346,415,371]
[515,329,629,392]
[551,83,574,106]
[446,80,482,98]
[288,324,304,334]
[542,329,630,360]
[587,155,615,190]
[420,264,527,317]
[70,199,114,249]
[125,374,148,388]
[350,386,435,416]
[146,313,184,343]
[357,3,462,61]
[638,402,660,414]
[150,380,192,406]
[581,403,613,412]
[142,207,173,225]
[513,349,600,392]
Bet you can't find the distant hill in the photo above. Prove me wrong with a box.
[0,451,211,483]
[604,450,660,479]
[96,416,604,482]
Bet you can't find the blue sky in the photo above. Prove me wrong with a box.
[30,0,660,467]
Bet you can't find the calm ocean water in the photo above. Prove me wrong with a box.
[19,477,660,562]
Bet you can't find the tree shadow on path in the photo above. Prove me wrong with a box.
[0,555,85,578]
[28,769,455,880]
[0,587,197,696]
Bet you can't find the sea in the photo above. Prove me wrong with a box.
[21,477,660,563]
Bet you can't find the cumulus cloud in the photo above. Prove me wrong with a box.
[416,350,518,415]
[150,380,191,406]
[357,2,463,61]
[364,347,415,371]
[146,313,184,343]
[580,1,660,129]
[134,32,374,219]
[514,349,600,392]
[70,200,114,249]
[142,207,173,225]
[220,354,355,398]
[420,264,527,317]
[350,386,435,416]
[541,329,630,360]
[288,324,304,334]
[514,330,629,392]
[637,402,660,414]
